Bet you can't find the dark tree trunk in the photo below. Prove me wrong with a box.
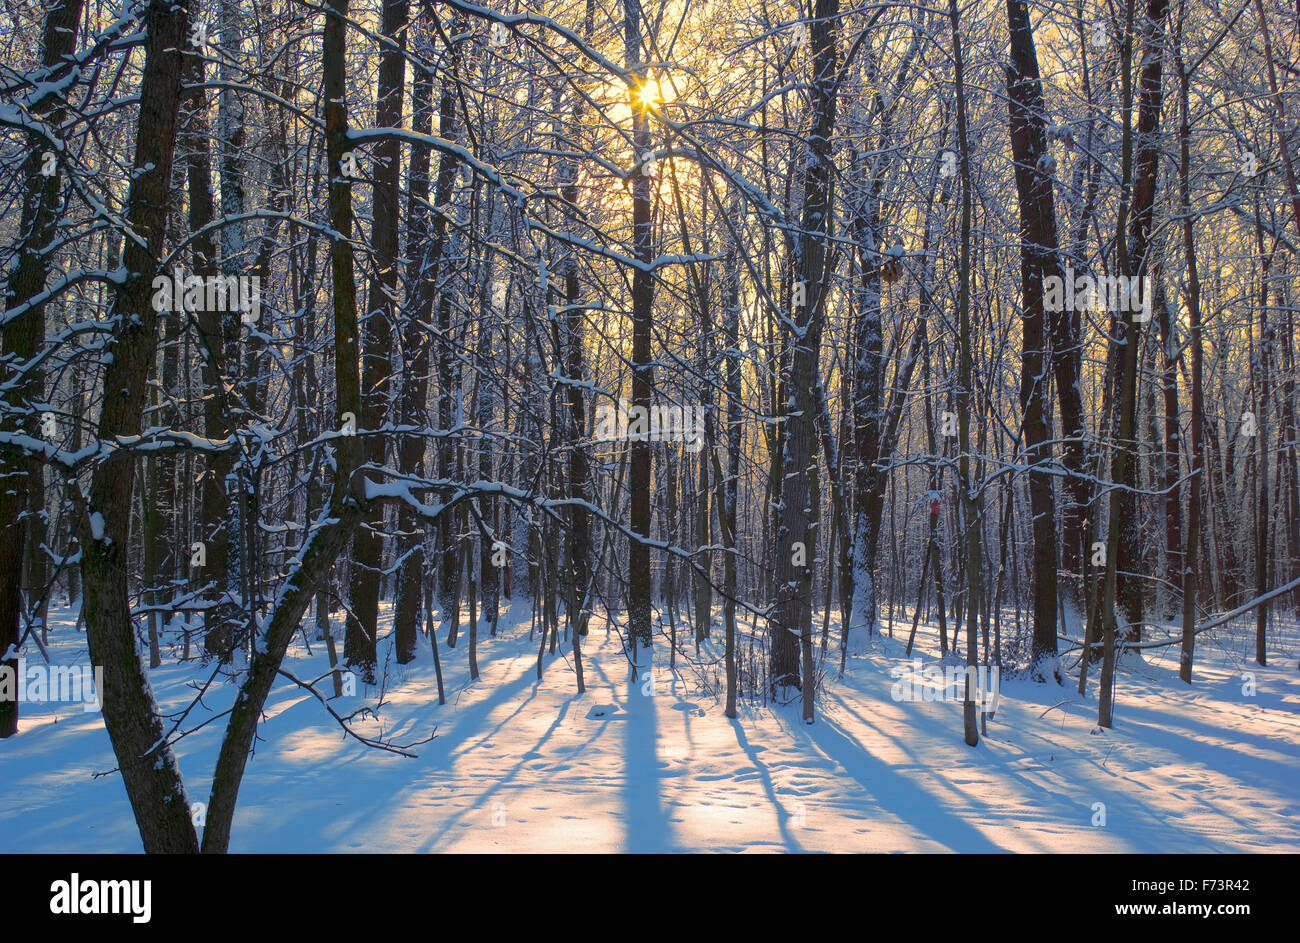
[178,38,237,661]
[202,0,367,852]
[345,0,408,679]
[949,0,980,745]
[0,0,86,738]
[1099,0,1169,727]
[770,0,837,719]
[625,0,655,660]
[394,23,460,665]
[1005,0,1060,679]
[76,0,199,852]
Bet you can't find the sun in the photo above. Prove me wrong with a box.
[634,77,672,109]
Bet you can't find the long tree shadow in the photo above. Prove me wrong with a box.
[817,687,1244,852]
[414,687,579,852]
[729,718,807,852]
[788,707,1009,852]
[621,678,679,852]
[585,634,680,853]
[228,628,552,851]
[1106,699,1300,797]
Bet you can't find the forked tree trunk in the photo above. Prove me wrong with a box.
[202,0,367,851]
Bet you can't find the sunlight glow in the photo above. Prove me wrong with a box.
[635,77,671,109]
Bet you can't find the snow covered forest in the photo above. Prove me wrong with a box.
[2,0,1299,855]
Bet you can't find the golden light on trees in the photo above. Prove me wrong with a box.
[634,76,672,109]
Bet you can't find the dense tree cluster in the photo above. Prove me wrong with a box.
[2,0,1297,849]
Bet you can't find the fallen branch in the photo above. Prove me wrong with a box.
[1059,574,1300,653]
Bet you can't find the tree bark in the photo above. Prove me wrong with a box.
[1099,0,1169,726]
[770,0,837,717]
[625,0,654,660]
[0,0,86,738]
[1005,0,1060,679]
[345,0,408,680]
[76,0,199,852]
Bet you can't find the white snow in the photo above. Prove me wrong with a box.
[1,603,1296,852]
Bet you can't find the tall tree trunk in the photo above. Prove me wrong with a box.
[1099,0,1169,726]
[202,0,366,852]
[561,1,595,694]
[1253,204,1271,667]
[625,0,655,662]
[345,0,408,680]
[722,210,741,718]
[1005,0,1060,680]
[212,0,251,655]
[178,36,235,661]
[845,19,918,641]
[394,18,460,665]
[0,0,86,738]
[948,0,980,745]
[76,0,199,852]
[770,0,837,720]
[1156,259,1183,618]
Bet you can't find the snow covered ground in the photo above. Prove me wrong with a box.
[2,603,1297,852]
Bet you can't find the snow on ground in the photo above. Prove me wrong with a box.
[2,602,1297,852]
